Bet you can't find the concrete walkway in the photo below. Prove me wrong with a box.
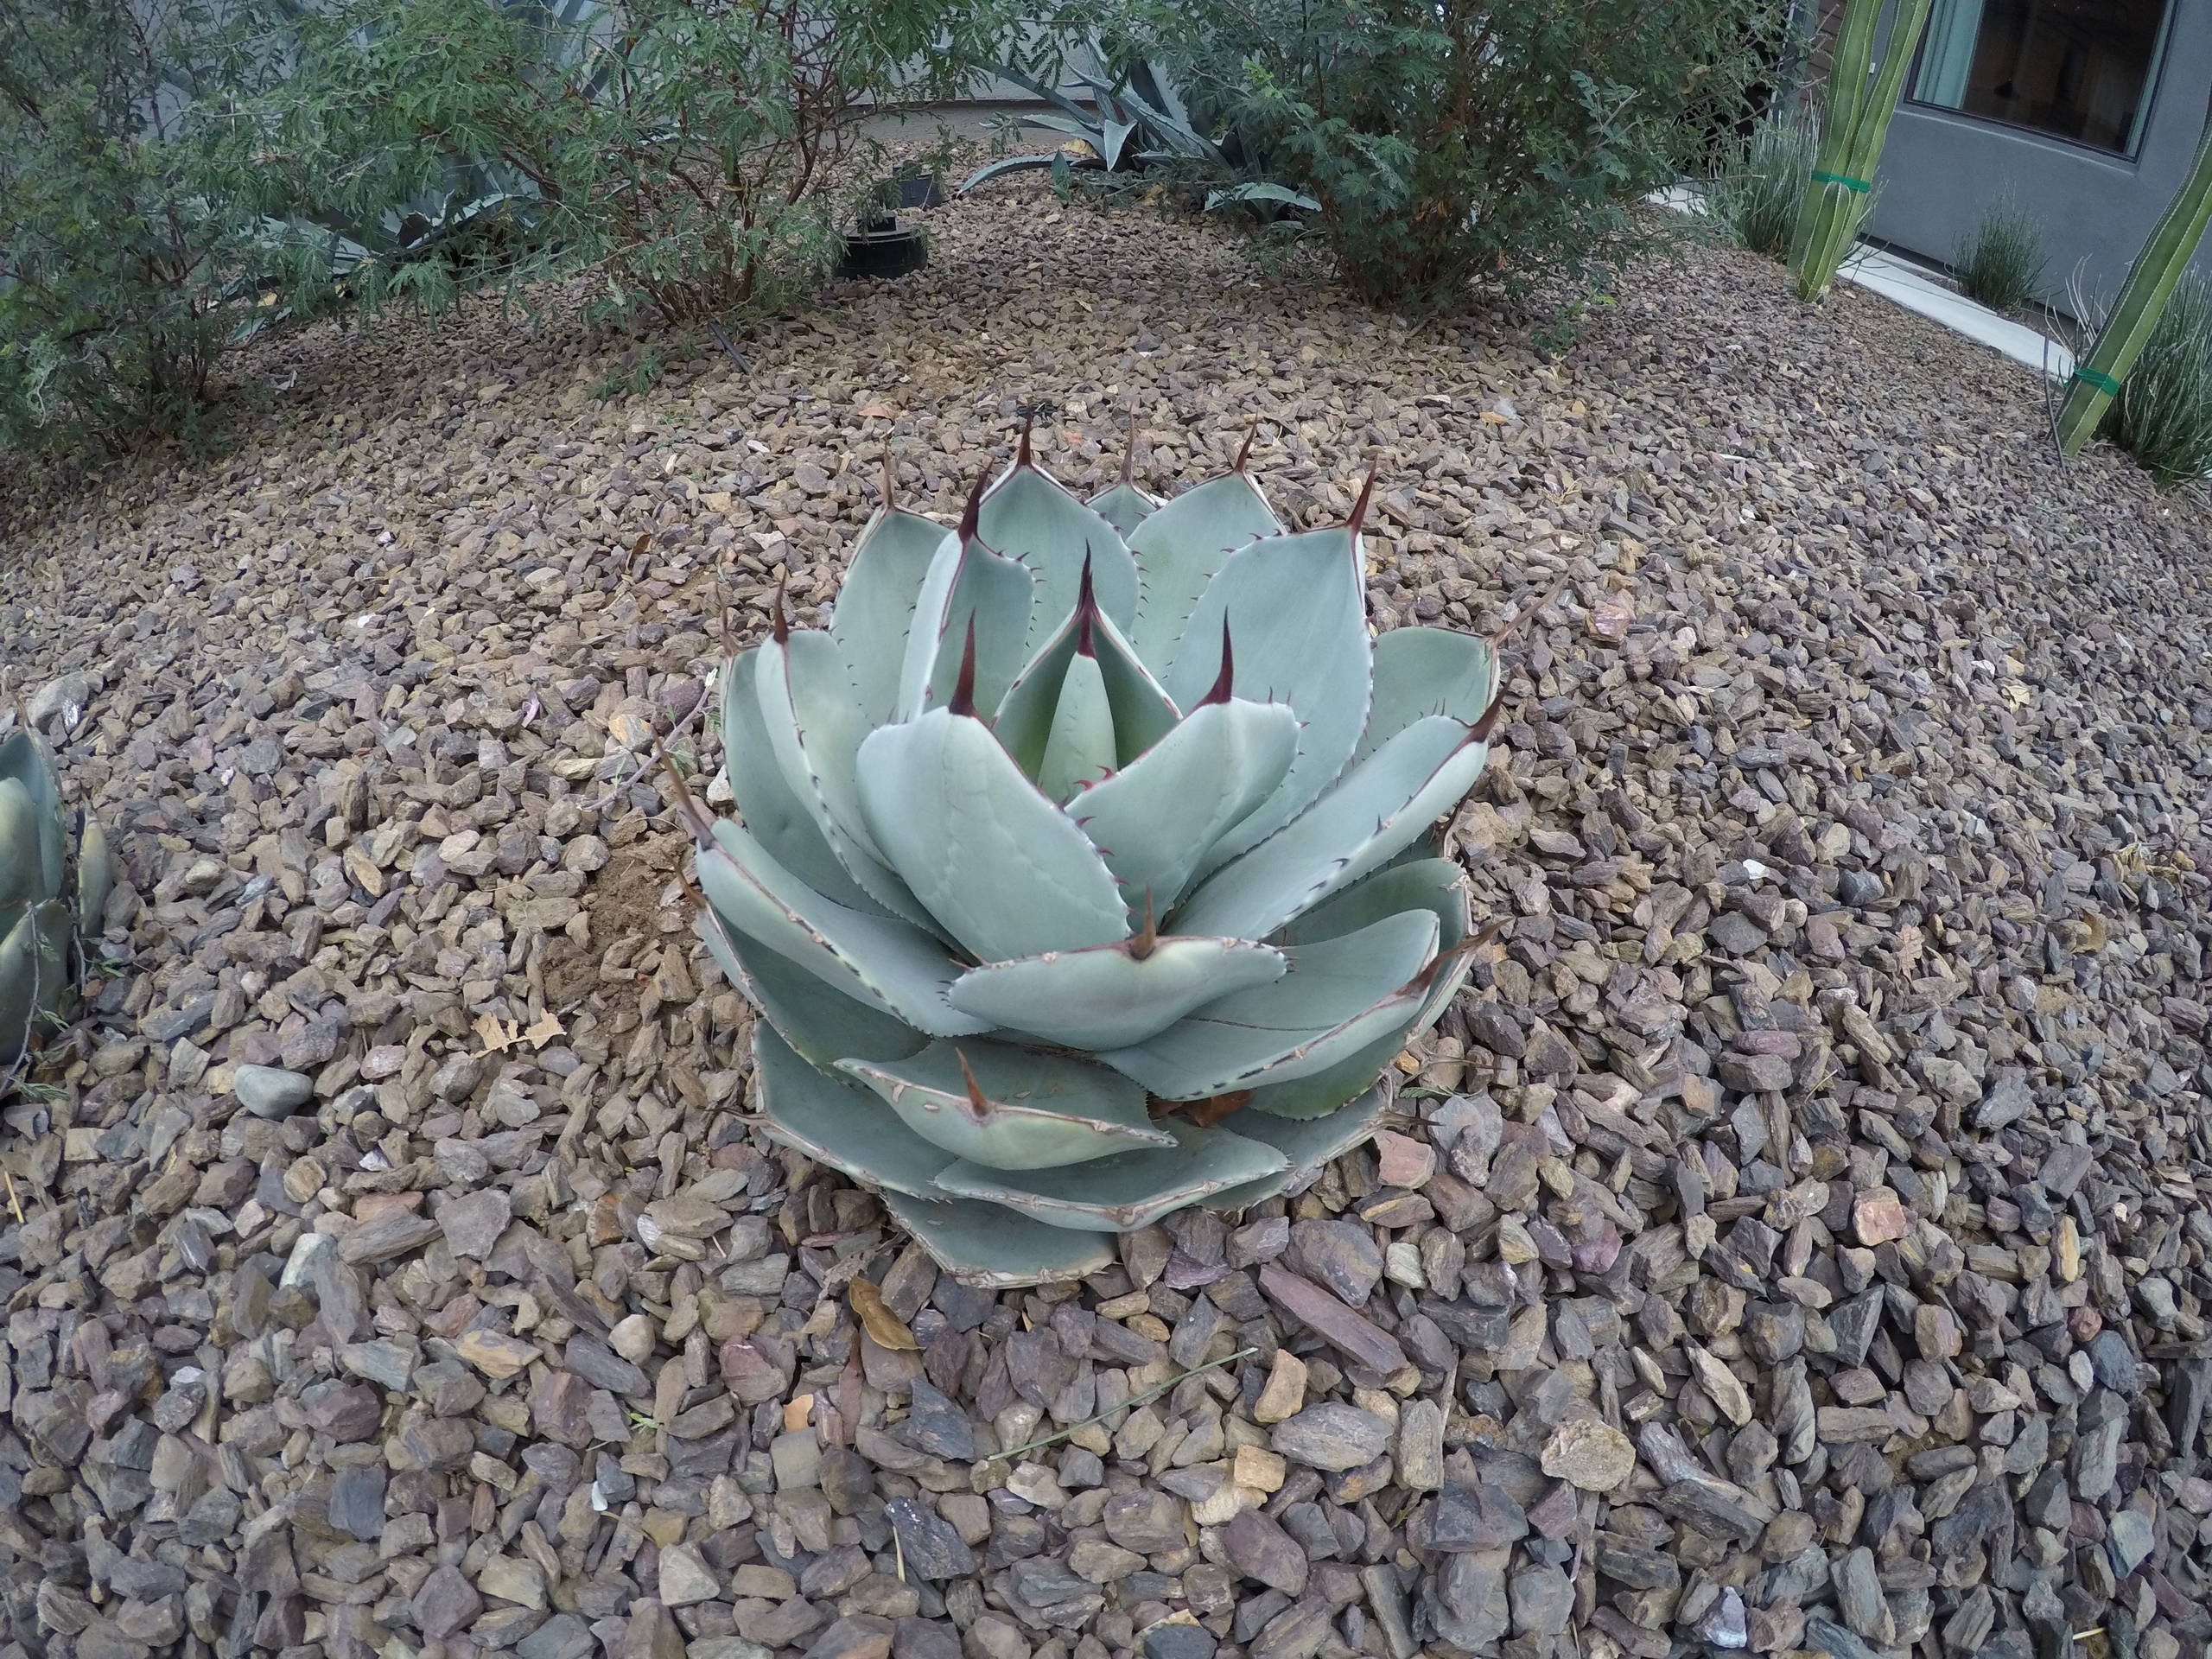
[1653,185,2075,383]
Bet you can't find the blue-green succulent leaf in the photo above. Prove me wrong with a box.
[0,732,66,899]
[1211,1088,1390,1200]
[696,907,928,1071]
[855,709,1129,961]
[945,935,1287,1050]
[1101,909,1439,1099]
[836,1039,1172,1169]
[898,531,1035,721]
[994,595,1179,780]
[1087,480,1159,537]
[0,779,41,910]
[720,648,887,916]
[882,1190,1118,1287]
[1126,471,1283,670]
[928,1122,1288,1231]
[1163,524,1370,868]
[976,462,1140,653]
[834,507,956,725]
[1069,698,1297,910]
[1034,650,1117,804]
[1356,627,1498,760]
[752,1025,955,1198]
[757,631,935,925]
[1173,716,1487,941]
[693,817,990,1037]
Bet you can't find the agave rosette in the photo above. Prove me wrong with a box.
[1,728,111,1070]
[686,428,1503,1285]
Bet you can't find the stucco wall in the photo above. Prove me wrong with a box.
[1859,0,2212,310]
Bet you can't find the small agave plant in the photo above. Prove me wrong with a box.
[1,728,111,1075]
[683,423,1508,1286]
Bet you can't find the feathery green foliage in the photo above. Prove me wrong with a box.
[1953,197,2046,314]
[1118,0,1786,308]
[1709,109,1821,260]
[0,0,331,451]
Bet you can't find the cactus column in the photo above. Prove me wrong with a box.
[2055,117,2212,455]
[1789,0,1936,302]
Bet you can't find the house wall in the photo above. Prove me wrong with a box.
[1854,0,2212,310]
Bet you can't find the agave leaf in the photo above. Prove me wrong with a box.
[0,899,68,1063]
[0,779,41,909]
[881,1190,1117,1287]
[0,732,66,899]
[1173,715,1487,942]
[1103,909,1438,1099]
[721,648,887,915]
[1034,650,1116,804]
[834,506,956,724]
[1069,698,1297,910]
[76,820,111,941]
[756,632,935,925]
[694,817,990,1037]
[751,1025,956,1198]
[1238,1025,1409,1119]
[1356,627,1498,760]
[836,1039,1172,1168]
[1087,479,1159,537]
[945,935,1287,1049]
[976,462,1141,653]
[1277,856,1470,946]
[898,531,1036,721]
[929,1122,1288,1231]
[1162,524,1370,868]
[1126,472,1282,669]
[857,709,1129,961]
[1211,1087,1389,1202]
[695,907,927,1071]
[958,155,1062,193]
[993,594,1178,783]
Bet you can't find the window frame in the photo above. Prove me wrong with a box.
[1901,0,2181,162]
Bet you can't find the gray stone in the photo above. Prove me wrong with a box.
[1103,1490,1187,1556]
[233,1065,314,1118]
[2107,1509,2155,1576]
[1222,1509,1308,1597]
[414,1564,482,1640]
[659,1543,721,1607]
[884,1497,975,1580]
[1509,1564,1573,1637]
[437,1188,512,1260]
[1270,1402,1391,1471]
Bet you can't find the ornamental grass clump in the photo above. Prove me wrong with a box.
[1953,197,2046,315]
[1710,108,1821,261]
[683,425,1511,1285]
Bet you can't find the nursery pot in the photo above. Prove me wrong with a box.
[839,222,927,280]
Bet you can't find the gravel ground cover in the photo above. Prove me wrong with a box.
[2,186,2211,1659]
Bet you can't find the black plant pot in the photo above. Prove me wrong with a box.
[892,173,944,209]
[839,222,928,280]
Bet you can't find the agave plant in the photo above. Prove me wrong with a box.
[683,426,1507,1286]
[1,728,111,1076]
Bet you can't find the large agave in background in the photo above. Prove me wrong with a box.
[1,728,111,1077]
[684,427,1506,1286]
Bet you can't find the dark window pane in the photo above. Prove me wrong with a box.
[1914,0,2171,155]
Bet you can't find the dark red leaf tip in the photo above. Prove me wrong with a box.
[1199,615,1236,707]
[1345,468,1378,536]
[948,614,979,718]
[771,571,790,645]
[1234,425,1256,473]
[1471,686,1507,741]
[1017,410,1034,468]
[1120,400,1139,485]
[956,1050,993,1122]
[957,465,989,543]
[1128,889,1159,960]
[1075,548,1098,657]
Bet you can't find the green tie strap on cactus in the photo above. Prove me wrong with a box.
[687,423,1516,1286]
[2055,117,2212,456]
[1789,0,1936,301]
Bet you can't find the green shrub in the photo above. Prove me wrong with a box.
[0,0,328,452]
[1121,0,1786,308]
[1954,198,2046,314]
[1709,109,1820,260]
[2101,269,2212,489]
[286,0,1033,326]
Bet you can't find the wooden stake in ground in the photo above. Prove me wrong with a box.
[1789,0,1935,302]
[2056,116,2212,454]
